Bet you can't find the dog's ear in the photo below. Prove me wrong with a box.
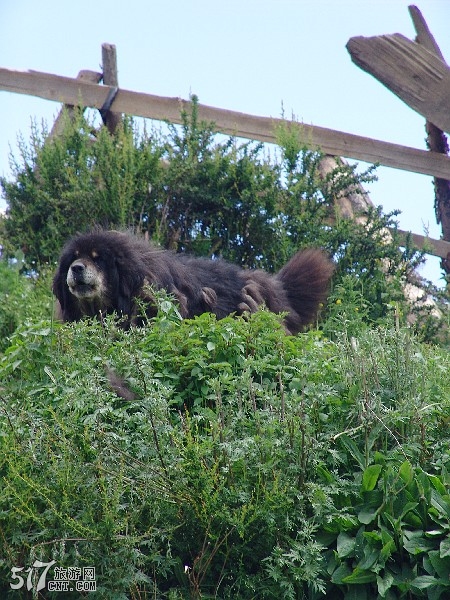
[52,264,82,322]
[113,257,145,318]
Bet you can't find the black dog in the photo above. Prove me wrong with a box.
[53,230,334,334]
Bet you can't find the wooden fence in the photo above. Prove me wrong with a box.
[1,16,450,263]
[1,67,450,181]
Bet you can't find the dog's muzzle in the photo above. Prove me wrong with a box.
[67,260,103,299]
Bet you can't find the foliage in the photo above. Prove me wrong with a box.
[0,256,53,352]
[1,111,164,263]
[1,95,449,598]
[0,96,430,329]
[1,282,450,598]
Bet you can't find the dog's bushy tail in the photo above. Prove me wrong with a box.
[277,248,334,333]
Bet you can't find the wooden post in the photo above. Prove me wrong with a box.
[317,155,374,223]
[408,5,450,275]
[101,43,121,134]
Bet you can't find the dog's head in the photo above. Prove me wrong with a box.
[53,231,145,323]
[65,252,108,302]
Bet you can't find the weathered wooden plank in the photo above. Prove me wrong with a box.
[395,228,450,260]
[0,68,108,107]
[48,70,102,139]
[346,33,450,134]
[2,67,450,179]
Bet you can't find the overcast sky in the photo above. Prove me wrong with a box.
[1,0,449,284]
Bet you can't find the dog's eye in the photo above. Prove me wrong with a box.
[91,253,102,264]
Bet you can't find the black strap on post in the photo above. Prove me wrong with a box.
[99,86,119,124]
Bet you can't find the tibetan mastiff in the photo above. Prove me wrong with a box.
[53,230,334,334]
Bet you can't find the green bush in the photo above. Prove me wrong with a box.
[1,111,164,263]
[0,257,54,352]
[1,291,450,598]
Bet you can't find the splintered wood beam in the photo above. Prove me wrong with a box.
[408,5,445,61]
[346,33,450,134]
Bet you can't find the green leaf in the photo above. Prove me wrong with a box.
[316,464,334,483]
[431,488,450,519]
[398,460,414,486]
[342,568,377,584]
[429,474,448,496]
[358,489,383,525]
[362,464,382,492]
[411,575,440,590]
[288,377,303,390]
[380,527,395,547]
[428,550,450,580]
[358,507,378,525]
[331,564,352,584]
[337,532,355,558]
[363,531,382,543]
[357,546,379,570]
[377,571,394,597]
[440,537,450,559]
[339,435,366,470]
[400,501,419,520]
[380,539,396,563]
[403,531,435,555]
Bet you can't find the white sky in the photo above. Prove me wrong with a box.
[1,0,449,285]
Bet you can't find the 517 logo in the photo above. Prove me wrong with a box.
[10,560,56,593]
[10,560,97,593]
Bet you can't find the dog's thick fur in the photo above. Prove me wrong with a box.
[53,230,334,334]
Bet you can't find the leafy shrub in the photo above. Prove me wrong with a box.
[1,111,164,263]
[0,257,53,351]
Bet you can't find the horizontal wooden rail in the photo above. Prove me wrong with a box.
[395,228,450,260]
[2,67,450,180]
[325,216,449,260]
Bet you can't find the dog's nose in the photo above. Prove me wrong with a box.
[69,263,87,283]
[70,263,85,275]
